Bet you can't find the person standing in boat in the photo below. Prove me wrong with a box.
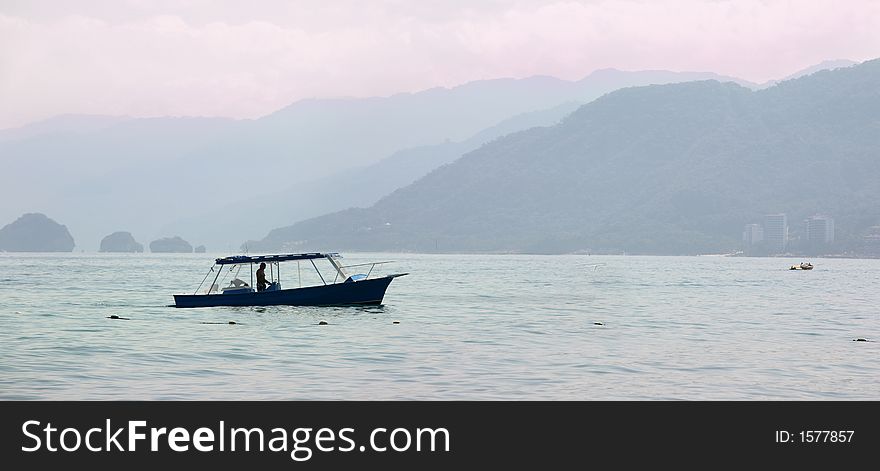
[256,262,271,292]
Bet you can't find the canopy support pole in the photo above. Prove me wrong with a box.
[194,265,215,295]
[310,259,326,285]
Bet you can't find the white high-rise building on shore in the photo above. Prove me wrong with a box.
[806,215,835,245]
[763,214,788,254]
[742,223,764,246]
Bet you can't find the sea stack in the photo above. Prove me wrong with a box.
[99,231,144,253]
[149,236,193,253]
[0,213,75,252]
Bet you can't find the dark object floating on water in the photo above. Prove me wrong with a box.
[594,322,604,326]
[228,321,237,325]
[318,321,329,325]
[392,321,400,324]
[853,338,868,342]
[172,252,407,308]
[199,321,241,325]
[789,262,813,270]
[107,315,130,320]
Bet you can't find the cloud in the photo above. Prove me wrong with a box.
[1,0,879,128]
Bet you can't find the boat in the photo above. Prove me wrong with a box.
[789,262,814,270]
[173,253,407,308]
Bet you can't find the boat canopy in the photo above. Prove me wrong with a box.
[214,253,340,265]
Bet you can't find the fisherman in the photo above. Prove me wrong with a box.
[256,262,271,292]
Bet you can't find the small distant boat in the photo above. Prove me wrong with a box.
[789,262,814,270]
[173,253,407,308]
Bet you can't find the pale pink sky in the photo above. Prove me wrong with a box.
[1,0,879,129]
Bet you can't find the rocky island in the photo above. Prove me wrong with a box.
[0,213,75,252]
[149,236,193,253]
[99,231,144,253]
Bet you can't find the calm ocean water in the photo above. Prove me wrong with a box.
[0,253,877,400]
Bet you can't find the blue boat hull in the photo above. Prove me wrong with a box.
[173,275,403,308]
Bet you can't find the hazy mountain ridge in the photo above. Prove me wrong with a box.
[161,102,582,249]
[0,60,858,251]
[1,69,753,250]
[251,59,880,254]
[775,59,859,83]
[0,114,134,143]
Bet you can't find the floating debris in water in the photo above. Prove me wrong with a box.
[107,315,130,320]
[594,322,604,326]
[228,321,237,325]
[853,338,868,342]
[200,321,241,325]
[318,321,329,325]
[15,311,22,314]
[392,321,400,324]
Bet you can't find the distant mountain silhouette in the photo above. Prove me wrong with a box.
[0,114,132,143]
[150,236,193,253]
[0,69,755,251]
[99,231,144,253]
[0,213,75,252]
[778,59,858,82]
[161,102,581,249]
[251,59,880,254]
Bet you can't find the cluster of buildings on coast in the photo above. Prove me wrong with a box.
[743,214,880,257]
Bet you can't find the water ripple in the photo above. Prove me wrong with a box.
[0,253,877,399]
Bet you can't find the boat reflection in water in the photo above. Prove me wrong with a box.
[173,253,407,308]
